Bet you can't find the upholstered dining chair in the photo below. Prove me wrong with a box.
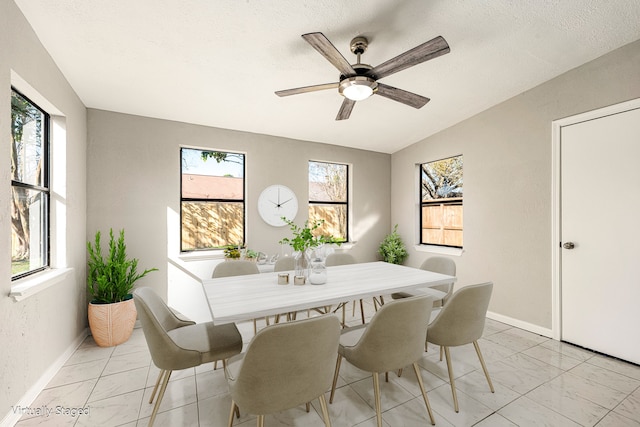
[134,287,243,427]
[329,295,436,427]
[392,256,457,308]
[325,253,373,325]
[225,314,341,427]
[273,256,294,272]
[212,260,260,278]
[212,260,265,333]
[426,282,495,412]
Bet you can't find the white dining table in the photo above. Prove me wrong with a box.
[201,261,456,324]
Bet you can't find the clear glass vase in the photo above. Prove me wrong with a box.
[294,249,311,280]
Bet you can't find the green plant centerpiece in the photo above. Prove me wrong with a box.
[279,217,338,281]
[378,224,408,265]
[86,228,157,347]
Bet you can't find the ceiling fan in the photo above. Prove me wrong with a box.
[275,32,450,120]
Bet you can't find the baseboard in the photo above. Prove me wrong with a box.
[487,311,553,339]
[0,328,89,427]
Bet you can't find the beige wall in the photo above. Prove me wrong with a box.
[0,1,88,422]
[392,39,640,330]
[86,110,391,321]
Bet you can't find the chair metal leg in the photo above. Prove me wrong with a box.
[359,299,366,324]
[372,373,383,427]
[318,394,332,427]
[439,345,443,361]
[149,369,165,404]
[257,414,264,427]
[228,401,237,427]
[412,363,435,425]
[443,346,459,412]
[473,341,495,393]
[306,402,310,412]
[149,369,171,427]
[329,354,342,403]
[253,319,257,334]
[397,368,403,377]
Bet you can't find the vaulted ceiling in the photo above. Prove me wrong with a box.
[15,0,640,153]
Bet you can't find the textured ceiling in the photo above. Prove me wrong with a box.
[14,0,640,153]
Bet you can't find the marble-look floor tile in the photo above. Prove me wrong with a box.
[586,354,640,381]
[538,339,594,362]
[522,344,584,370]
[569,362,640,394]
[380,396,449,427]
[198,394,245,427]
[452,370,520,411]
[75,389,144,427]
[46,358,108,388]
[525,375,611,426]
[596,411,640,427]
[349,374,415,413]
[88,366,148,402]
[473,413,518,427]
[425,383,494,427]
[146,365,195,388]
[483,329,547,352]
[498,396,582,427]
[136,402,200,427]
[614,386,640,421]
[319,387,376,427]
[195,367,231,401]
[487,353,563,394]
[20,378,96,420]
[101,350,151,376]
[387,363,446,397]
[65,342,114,366]
[139,376,198,418]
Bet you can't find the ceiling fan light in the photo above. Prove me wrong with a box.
[339,76,377,101]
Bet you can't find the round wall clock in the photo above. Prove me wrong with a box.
[257,185,298,227]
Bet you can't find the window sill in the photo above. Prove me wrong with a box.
[10,268,74,302]
[414,245,464,257]
[178,251,225,262]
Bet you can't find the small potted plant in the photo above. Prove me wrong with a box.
[378,224,408,265]
[223,245,242,260]
[279,217,339,279]
[87,229,157,347]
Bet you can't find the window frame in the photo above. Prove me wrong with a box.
[179,147,246,253]
[419,155,463,249]
[308,160,350,242]
[11,87,51,280]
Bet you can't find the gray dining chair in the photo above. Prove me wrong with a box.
[212,260,260,278]
[325,252,379,325]
[212,260,266,333]
[225,314,341,427]
[273,256,294,272]
[134,287,243,427]
[392,256,456,307]
[329,295,436,427]
[426,282,495,412]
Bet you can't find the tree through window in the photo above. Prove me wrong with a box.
[11,88,49,279]
[309,161,348,242]
[420,155,463,247]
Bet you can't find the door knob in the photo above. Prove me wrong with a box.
[562,242,575,249]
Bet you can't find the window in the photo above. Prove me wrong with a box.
[11,88,50,279]
[420,155,463,248]
[309,161,348,242]
[180,148,245,251]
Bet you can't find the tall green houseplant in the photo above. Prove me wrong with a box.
[378,224,408,265]
[87,229,157,304]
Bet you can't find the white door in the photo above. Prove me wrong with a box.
[560,104,640,364]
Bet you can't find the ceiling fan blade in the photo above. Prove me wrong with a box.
[302,32,356,76]
[336,98,356,120]
[368,35,450,80]
[376,83,430,109]
[275,82,339,97]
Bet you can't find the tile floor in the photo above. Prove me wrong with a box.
[15,298,640,427]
